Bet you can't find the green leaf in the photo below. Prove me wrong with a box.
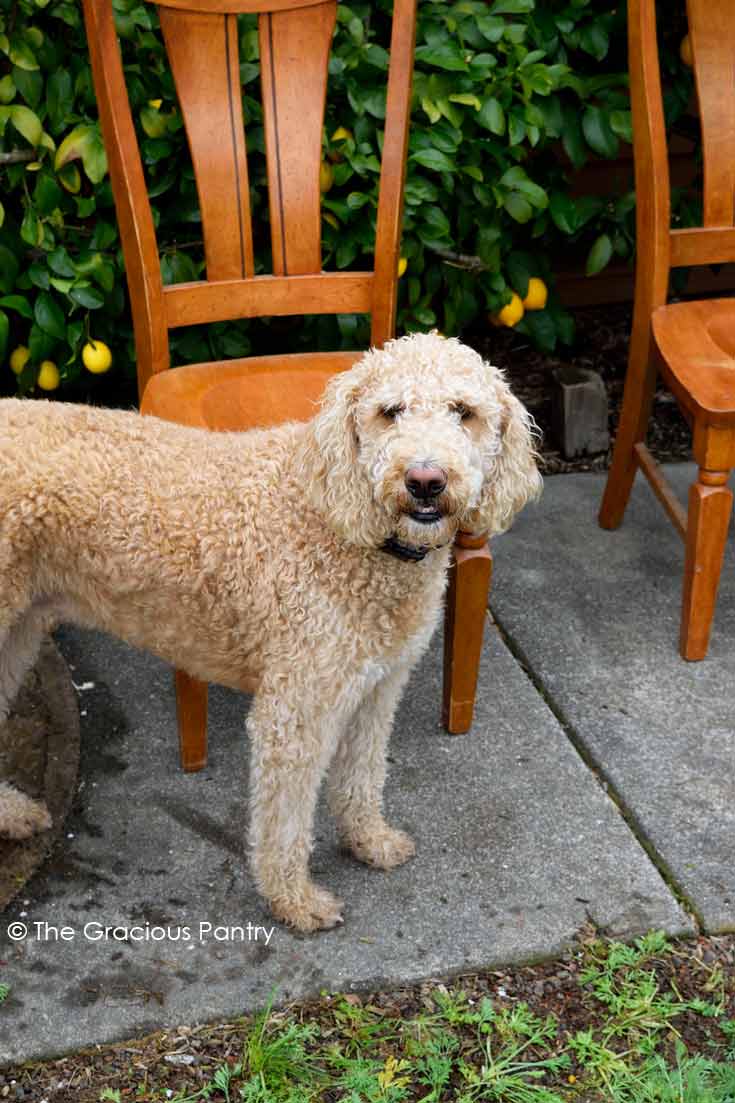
[29,321,56,362]
[48,246,76,278]
[20,205,42,246]
[477,15,505,42]
[0,75,15,104]
[478,97,505,136]
[411,148,455,173]
[0,246,19,294]
[449,93,481,110]
[508,112,526,146]
[506,252,532,298]
[9,105,42,146]
[33,173,63,215]
[414,44,469,72]
[520,308,557,352]
[12,66,42,108]
[489,0,533,11]
[140,104,168,139]
[586,233,613,275]
[8,35,38,71]
[582,105,618,158]
[46,69,74,131]
[609,109,633,143]
[561,103,586,168]
[579,21,609,61]
[55,124,108,184]
[503,193,533,223]
[69,282,105,309]
[0,295,33,319]
[34,290,66,339]
[0,310,8,364]
[549,192,579,234]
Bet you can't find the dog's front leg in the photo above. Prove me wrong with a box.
[247,686,345,932]
[327,664,416,871]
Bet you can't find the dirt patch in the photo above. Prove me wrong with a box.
[471,304,692,475]
[0,640,80,911]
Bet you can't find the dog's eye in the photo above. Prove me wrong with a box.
[380,404,405,421]
[451,403,474,422]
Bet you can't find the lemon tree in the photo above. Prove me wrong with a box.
[0,0,695,396]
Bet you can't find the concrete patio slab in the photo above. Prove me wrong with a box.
[491,463,735,935]
[0,616,689,1065]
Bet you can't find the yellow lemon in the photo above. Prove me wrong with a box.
[495,292,524,328]
[82,339,113,374]
[397,256,408,278]
[680,34,693,67]
[522,277,548,311]
[37,360,60,391]
[148,98,163,109]
[319,161,334,193]
[9,345,30,375]
[331,126,353,142]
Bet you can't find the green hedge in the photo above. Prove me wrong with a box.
[0,0,693,396]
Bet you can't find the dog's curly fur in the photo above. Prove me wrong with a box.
[0,332,540,930]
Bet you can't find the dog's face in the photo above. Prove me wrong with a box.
[303,332,541,551]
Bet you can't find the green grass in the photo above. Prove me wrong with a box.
[130,934,734,1101]
[8,931,735,1102]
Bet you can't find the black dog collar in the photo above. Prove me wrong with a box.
[381,536,429,562]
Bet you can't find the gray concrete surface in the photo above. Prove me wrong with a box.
[491,464,735,934]
[0,609,690,1064]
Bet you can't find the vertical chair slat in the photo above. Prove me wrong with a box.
[371,0,417,348]
[687,0,735,227]
[160,7,255,281]
[81,0,169,393]
[258,1,336,276]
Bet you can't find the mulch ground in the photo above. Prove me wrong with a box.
[5,930,734,1100]
[471,304,692,475]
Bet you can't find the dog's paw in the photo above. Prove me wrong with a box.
[0,790,52,840]
[348,826,416,870]
[270,883,344,933]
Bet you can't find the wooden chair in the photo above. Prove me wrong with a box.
[81,0,492,771]
[599,0,735,661]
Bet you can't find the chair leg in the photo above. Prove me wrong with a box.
[442,532,492,734]
[680,469,733,661]
[599,327,658,531]
[175,669,208,771]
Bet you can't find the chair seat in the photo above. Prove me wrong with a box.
[653,298,735,426]
[140,350,363,430]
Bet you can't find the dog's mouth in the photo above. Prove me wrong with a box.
[408,505,443,525]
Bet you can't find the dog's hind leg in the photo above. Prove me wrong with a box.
[0,603,57,839]
[327,664,416,871]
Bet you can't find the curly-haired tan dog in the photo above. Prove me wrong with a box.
[0,332,540,931]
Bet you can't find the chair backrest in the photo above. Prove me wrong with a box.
[81,0,417,394]
[629,0,735,301]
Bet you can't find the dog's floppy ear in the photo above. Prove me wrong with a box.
[463,383,542,536]
[299,360,385,546]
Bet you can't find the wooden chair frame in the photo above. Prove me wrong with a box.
[81,0,492,768]
[599,0,735,661]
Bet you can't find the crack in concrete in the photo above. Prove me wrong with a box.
[488,606,704,933]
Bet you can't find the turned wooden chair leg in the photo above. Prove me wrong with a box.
[680,467,733,661]
[175,669,208,771]
[442,532,492,734]
[599,327,659,531]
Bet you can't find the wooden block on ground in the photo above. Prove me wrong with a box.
[551,364,610,459]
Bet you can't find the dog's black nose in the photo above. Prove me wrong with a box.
[405,465,447,499]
